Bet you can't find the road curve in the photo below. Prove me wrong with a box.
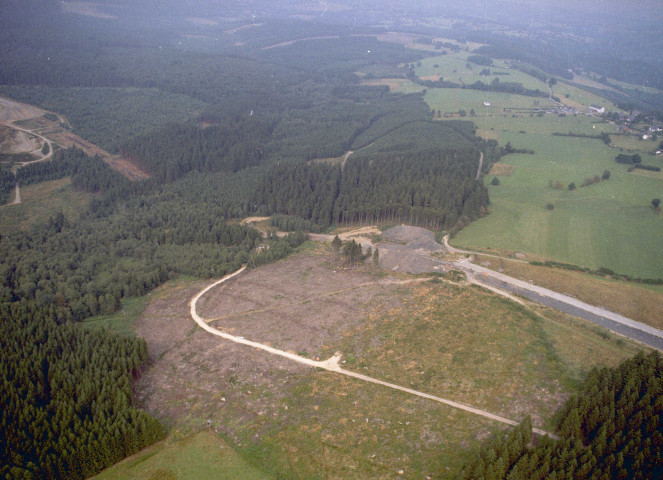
[190,266,557,438]
[0,120,54,165]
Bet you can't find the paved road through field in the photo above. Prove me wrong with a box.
[441,236,663,351]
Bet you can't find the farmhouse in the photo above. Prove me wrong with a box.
[588,104,605,114]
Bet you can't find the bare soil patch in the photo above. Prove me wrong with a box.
[135,253,407,428]
[0,126,41,154]
[104,155,151,180]
[0,97,46,123]
[1,95,149,180]
[489,162,515,176]
[197,254,405,355]
[377,226,450,274]
[186,17,219,26]
[262,36,340,50]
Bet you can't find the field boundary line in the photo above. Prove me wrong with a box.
[190,266,558,438]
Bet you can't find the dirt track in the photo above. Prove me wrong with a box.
[190,264,557,438]
[0,95,149,180]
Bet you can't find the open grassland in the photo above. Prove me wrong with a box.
[609,133,660,152]
[476,113,616,141]
[426,80,663,278]
[415,53,548,91]
[471,256,663,329]
[553,81,621,111]
[125,250,643,480]
[425,88,553,115]
[92,431,270,480]
[0,177,89,232]
[361,77,425,94]
[454,128,663,278]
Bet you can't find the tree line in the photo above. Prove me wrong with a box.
[0,150,311,479]
[460,351,663,480]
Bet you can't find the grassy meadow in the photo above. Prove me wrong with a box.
[552,80,620,111]
[92,431,271,480]
[454,125,663,278]
[424,88,552,115]
[415,53,548,91]
[0,177,90,233]
[388,49,663,278]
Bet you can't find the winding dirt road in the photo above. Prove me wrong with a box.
[476,151,484,180]
[11,183,20,205]
[190,266,557,438]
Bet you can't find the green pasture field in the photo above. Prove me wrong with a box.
[93,431,271,480]
[413,83,663,278]
[609,133,660,152]
[475,112,616,139]
[415,53,548,91]
[454,130,663,278]
[425,88,553,115]
[552,81,620,111]
[361,78,426,94]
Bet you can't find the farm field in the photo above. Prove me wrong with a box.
[609,133,660,152]
[552,80,620,111]
[364,54,663,278]
[424,88,553,115]
[415,53,548,91]
[454,130,663,278]
[128,248,643,479]
[476,112,616,140]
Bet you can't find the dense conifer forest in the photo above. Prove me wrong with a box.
[2,1,661,478]
[252,148,488,230]
[461,351,663,480]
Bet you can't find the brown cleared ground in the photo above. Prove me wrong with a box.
[196,253,406,357]
[0,125,41,154]
[489,162,515,176]
[134,244,642,478]
[0,95,149,180]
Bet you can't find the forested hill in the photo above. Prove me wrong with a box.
[253,148,488,230]
[0,6,494,478]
